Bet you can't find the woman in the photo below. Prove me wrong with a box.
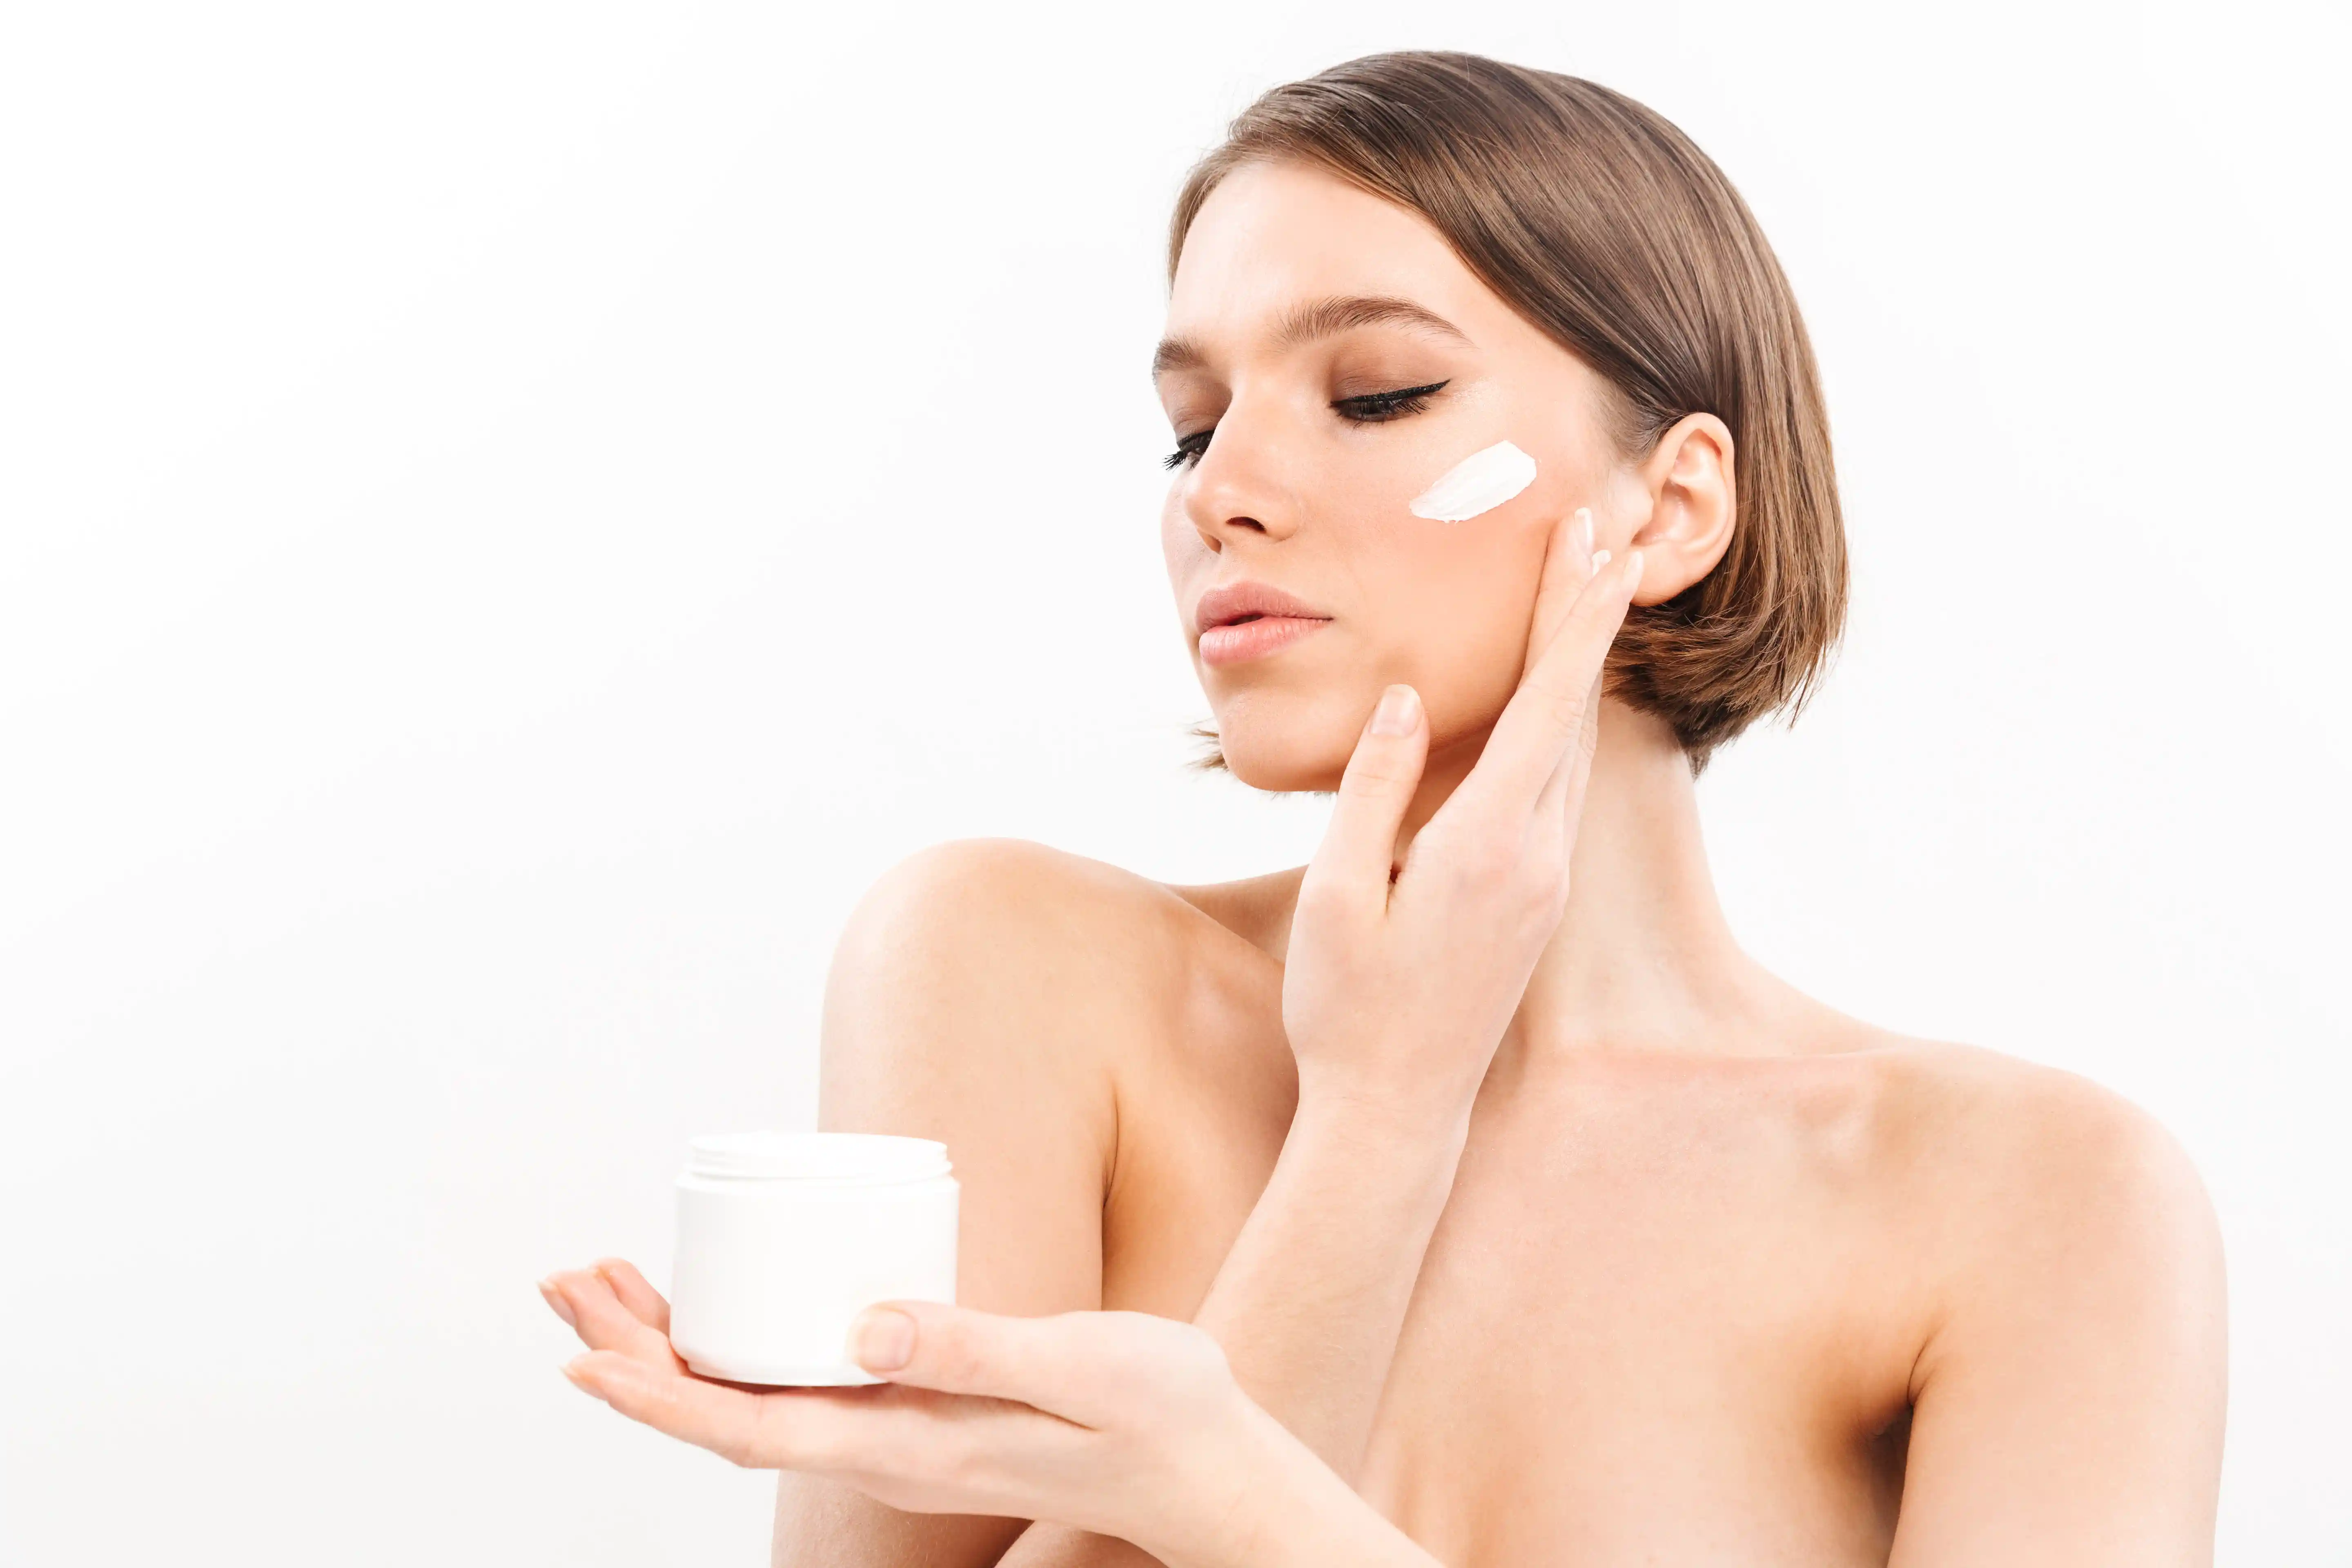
[544,52,2226,1565]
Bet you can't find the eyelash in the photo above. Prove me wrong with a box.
[1163,379,1452,470]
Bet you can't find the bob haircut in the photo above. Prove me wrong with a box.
[1170,51,1846,774]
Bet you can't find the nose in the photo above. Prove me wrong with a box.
[1178,407,1304,552]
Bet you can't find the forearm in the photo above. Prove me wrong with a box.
[1190,1093,1470,1474]
[1176,1393,1445,1568]
[1001,1352,1448,1568]
[1230,1438,1446,1568]
[996,1094,1470,1568]
[995,1474,1439,1568]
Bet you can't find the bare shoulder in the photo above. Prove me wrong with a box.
[832,839,1191,1046]
[836,837,1197,976]
[817,838,1286,1333]
[1850,1038,2225,1400]
[825,838,1284,1084]
[1829,1045,2227,1549]
[1860,1037,2218,1250]
[1709,1022,2214,1272]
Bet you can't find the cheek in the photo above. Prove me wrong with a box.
[1341,506,1545,722]
[1160,499,1208,580]
[1418,537,1541,717]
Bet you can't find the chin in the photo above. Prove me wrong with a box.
[1206,689,1359,793]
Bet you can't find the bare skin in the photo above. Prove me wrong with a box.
[753,159,2227,1565]
[549,513,1646,1565]
[544,1263,1446,1568]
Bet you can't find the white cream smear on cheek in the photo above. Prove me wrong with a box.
[1407,439,1538,522]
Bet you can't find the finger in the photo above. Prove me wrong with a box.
[1531,666,1604,845]
[538,1275,579,1331]
[593,1257,672,1334]
[846,1302,1082,1412]
[1454,548,1642,821]
[1519,507,1598,683]
[847,1302,1131,1427]
[569,1348,1078,1521]
[1502,506,1601,816]
[542,1266,686,1372]
[565,1350,783,1467]
[1298,683,1429,911]
[849,1302,1223,1435]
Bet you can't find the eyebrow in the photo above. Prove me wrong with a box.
[1151,294,1470,379]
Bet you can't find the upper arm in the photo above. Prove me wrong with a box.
[818,837,1127,1315]
[774,839,1152,1568]
[1889,1074,2227,1568]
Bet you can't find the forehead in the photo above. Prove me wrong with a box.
[1166,160,1505,344]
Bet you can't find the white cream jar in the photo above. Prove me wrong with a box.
[669,1131,959,1386]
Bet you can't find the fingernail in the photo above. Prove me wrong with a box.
[539,1278,578,1329]
[1590,548,1611,570]
[1573,508,1594,565]
[849,1306,917,1372]
[561,1356,601,1395]
[1369,684,1421,736]
[1626,549,1645,591]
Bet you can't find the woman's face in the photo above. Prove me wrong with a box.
[1157,159,1638,791]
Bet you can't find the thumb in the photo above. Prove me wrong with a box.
[850,1302,1222,1433]
[1304,684,1428,909]
[847,1300,1089,1418]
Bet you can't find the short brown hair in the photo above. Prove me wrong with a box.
[1171,52,1846,774]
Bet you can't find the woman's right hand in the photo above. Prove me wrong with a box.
[544,1261,1441,1568]
[1279,508,1642,1118]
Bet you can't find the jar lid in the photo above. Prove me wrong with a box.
[685,1131,951,1183]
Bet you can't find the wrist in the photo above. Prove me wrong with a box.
[1148,1386,1305,1568]
[1289,1078,1476,1156]
[1169,1398,1347,1568]
[1180,1399,1434,1568]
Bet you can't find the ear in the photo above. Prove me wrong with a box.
[1623,412,1735,606]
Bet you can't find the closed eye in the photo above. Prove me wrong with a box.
[1164,429,1214,470]
[1163,379,1453,470]
[1332,379,1450,423]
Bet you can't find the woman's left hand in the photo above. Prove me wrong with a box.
[538,1260,1392,1568]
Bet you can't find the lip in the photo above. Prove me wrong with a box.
[1193,580,1333,668]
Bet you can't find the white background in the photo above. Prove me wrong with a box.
[2,1,2345,1562]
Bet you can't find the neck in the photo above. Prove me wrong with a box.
[1396,697,1787,1062]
